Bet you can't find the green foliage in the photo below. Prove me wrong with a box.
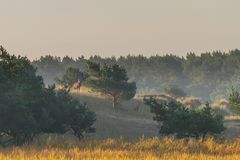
[229,87,240,114]
[32,49,240,100]
[33,55,87,85]
[32,55,63,85]
[56,67,86,87]
[164,84,187,98]
[210,71,240,101]
[210,82,231,101]
[86,62,136,108]
[144,97,225,139]
[41,88,96,139]
[0,47,95,145]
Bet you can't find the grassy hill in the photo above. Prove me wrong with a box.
[71,87,240,139]
[72,87,158,139]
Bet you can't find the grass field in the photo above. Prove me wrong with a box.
[1,136,240,160]
[1,88,240,160]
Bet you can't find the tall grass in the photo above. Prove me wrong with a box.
[1,136,240,160]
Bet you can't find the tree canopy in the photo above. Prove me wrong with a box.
[144,97,225,139]
[86,62,136,108]
[0,47,95,145]
[229,87,240,115]
[32,49,240,101]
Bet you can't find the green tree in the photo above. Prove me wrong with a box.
[0,46,44,145]
[86,62,136,108]
[189,103,225,140]
[144,97,224,140]
[0,46,95,145]
[42,88,96,140]
[32,55,63,85]
[229,87,240,114]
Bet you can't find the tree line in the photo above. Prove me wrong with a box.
[0,47,95,145]
[3,46,240,146]
[33,49,240,101]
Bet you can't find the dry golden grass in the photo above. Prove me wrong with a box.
[1,136,240,160]
[224,115,240,121]
[75,86,104,97]
[212,99,229,108]
[177,96,202,108]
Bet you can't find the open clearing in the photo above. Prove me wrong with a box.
[73,87,240,139]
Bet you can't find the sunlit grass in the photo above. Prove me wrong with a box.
[224,115,240,121]
[1,136,240,160]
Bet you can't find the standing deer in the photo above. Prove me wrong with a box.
[71,79,82,92]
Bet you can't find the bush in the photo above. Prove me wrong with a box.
[144,97,225,140]
[229,87,240,115]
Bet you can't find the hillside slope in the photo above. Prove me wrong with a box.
[72,87,240,139]
[72,87,158,139]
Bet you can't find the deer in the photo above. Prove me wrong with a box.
[70,79,82,92]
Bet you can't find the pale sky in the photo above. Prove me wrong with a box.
[1,0,240,59]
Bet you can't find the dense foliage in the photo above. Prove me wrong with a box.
[229,87,240,115]
[144,97,225,139]
[0,47,95,145]
[86,62,136,108]
[32,49,240,101]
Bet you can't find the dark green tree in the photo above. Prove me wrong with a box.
[229,87,240,114]
[0,46,95,145]
[189,103,225,140]
[144,97,224,140]
[86,62,136,108]
[42,89,96,140]
[0,46,44,145]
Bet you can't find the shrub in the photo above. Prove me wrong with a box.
[229,87,240,115]
[144,97,225,140]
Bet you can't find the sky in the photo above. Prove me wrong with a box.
[1,0,240,59]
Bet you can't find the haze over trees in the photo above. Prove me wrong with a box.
[164,84,187,98]
[0,47,95,145]
[33,49,240,101]
[0,45,238,141]
[229,87,240,115]
[56,67,86,90]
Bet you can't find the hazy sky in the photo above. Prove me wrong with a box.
[1,0,240,59]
